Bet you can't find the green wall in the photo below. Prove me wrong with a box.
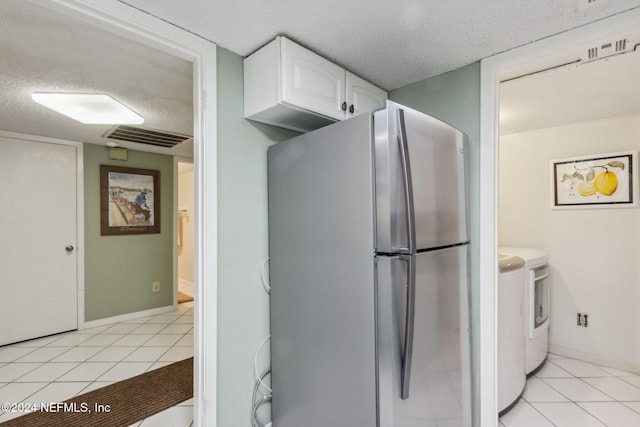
[216,47,299,426]
[215,52,481,425]
[390,62,481,426]
[84,144,174,321]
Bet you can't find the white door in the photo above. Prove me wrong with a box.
[0,136,78,345]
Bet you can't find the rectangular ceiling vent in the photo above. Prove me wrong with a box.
[581,38,634,63]
[104,126,192,148]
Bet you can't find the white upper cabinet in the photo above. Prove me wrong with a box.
[345,71,388,119]
[281,38,345,122]
[244,36,387,133]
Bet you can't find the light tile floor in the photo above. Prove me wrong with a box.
[0,302,194,426]
[500,353,640,427]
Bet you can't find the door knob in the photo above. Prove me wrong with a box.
[65,245,74,252]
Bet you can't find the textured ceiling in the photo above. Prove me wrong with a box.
[0,0,194,157]
[500,49,640,135]
[120,0,640,90]
[2,0,640,156]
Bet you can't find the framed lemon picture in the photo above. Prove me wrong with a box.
[551,151,638,209]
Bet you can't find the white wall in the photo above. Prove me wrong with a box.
[499,114,640,372]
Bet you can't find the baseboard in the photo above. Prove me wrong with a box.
[81,304,176,329]
[549,343,640,374]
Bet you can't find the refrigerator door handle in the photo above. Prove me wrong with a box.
[396,109,416,253]
[400,254,415,399]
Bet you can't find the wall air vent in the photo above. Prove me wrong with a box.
[580,38,635,64]
[104,125,192,148]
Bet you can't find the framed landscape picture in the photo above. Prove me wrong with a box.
[100,165,161,235]
[550,151,637,209]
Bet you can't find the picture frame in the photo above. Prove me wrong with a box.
[550,151,638,209]
[100,165,161,235]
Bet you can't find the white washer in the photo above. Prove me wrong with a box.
[500,247,550,375]
[497,255,526,415]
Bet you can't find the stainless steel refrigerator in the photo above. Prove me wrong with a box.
[268,101,471,427]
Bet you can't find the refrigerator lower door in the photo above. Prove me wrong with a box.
[377,245,471,427]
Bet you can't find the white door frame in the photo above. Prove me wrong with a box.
[48,1,218,425]
[479,8,640,427]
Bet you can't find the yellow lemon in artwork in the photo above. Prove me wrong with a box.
[577,180,597,196]
[594,171,618,196]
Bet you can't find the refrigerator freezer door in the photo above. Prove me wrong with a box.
[375,101,468,253]
[377,245,471,427]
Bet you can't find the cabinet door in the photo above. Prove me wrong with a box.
[280,37,345,121]
[346,71,387,118]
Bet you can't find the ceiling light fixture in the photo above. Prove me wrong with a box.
[31,92,144,125]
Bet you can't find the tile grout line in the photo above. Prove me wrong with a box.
[503,353,640,426]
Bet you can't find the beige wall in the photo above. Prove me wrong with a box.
[178,165,194,284]
[499,114,640,371]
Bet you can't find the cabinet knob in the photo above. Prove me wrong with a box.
[349,104,355,114]
[341,102,347,111]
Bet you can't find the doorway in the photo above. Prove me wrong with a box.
[0,0,217,425]
[480,8,640,427]
[177,160,195,303]
[497,35,640,426]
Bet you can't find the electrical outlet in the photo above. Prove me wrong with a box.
[152,281,161,292]
[577,312,589,327]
